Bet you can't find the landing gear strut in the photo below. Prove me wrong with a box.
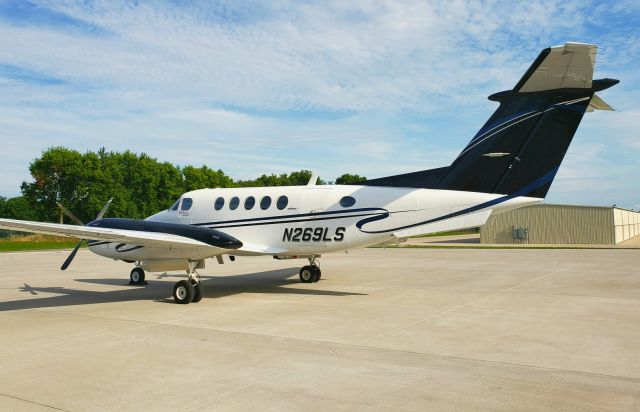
[299,256,321,283]
[129,266,147,285]
[173,261,204,304]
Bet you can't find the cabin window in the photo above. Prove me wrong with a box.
[181,198,193,211]
[244,196,255,210]
[339,196,356,208]
[170,200,180,211]
[277,195,288,210]
[214,197,224,210]
[260,196,272,210]
[229,196,240,210]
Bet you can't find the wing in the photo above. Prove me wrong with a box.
[515,42,597,92]
[0,218,238,252]
[235,241,288,256]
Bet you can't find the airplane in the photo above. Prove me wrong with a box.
[0,42,619,304]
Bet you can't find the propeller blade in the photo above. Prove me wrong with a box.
[56,202,84,226]
[21,283,38,295]
[61,240,84,271]
[96,198,113,220]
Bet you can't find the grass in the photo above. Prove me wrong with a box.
[0,241,83,252]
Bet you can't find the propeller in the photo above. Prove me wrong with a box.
[59,198,113,271]
[61,241,83,270]
[55,202,84,226]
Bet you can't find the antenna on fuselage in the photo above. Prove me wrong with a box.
[307,172,319,186]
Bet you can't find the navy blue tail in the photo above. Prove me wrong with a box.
[363,43,618,198]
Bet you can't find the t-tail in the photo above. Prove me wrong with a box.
[364,42,619,198]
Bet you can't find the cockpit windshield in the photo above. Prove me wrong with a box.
[170,199,180,211]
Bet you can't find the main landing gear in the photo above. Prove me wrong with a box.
[172,261,204,304]
[129,266,147,285]
[299,256,321,283]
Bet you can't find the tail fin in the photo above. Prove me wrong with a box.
[364,42,618,198]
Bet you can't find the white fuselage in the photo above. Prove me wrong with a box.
[87,185,541,266]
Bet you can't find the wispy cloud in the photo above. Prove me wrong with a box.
[0,0,109,35]
[0,1,638,207]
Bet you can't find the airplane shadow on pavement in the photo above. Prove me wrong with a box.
[0,268,365,311]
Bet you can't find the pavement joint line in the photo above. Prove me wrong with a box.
[5,262,625,358]
[0,393,68,411]
[386,287,640,300]
[329,343,640,383]
[137,323,640,385]
[7,311,637,387]
[326,264,580,356]
[1,299,285,353]
[11,310,635,385]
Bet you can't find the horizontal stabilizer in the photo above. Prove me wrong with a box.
[587,94,614,112]
[515,42,596,92]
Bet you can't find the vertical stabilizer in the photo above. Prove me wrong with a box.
[363,42,619,198]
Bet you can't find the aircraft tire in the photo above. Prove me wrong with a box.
[129,267,145,285]
[299,266,314,283]
[173,280,194,304]
[192,283,204,303]
[311,266,321,282]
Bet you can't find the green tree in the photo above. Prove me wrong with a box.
[335,173,367,184]
[237,170,325,187]
[21,147,85,222]
[17,148,345,222]
[0,196,6,217]
[183,165,234,191]
[20,147,187,221]
[288,170,314,186]
[1,196,39,220]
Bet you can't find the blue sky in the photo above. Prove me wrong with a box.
[0,0,638,208]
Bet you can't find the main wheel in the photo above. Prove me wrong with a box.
[130,267,145,285]
[311,266,321,282]
[173,280,194,304]
[299,266,314,283]
[192,282,204,303]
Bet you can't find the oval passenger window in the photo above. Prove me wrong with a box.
[260,196,271,210]
[276,195,288,210]
[214,197,224,210]
[245,196,255,210]
[181,198,193,211]
[339,196,356,208]
[229,197,240,210]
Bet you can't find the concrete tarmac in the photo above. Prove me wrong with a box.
[0,248,639,411]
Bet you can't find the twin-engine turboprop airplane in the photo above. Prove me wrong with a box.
[0,42,619,304]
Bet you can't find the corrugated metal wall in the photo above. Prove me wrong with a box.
[480,204,616,244]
